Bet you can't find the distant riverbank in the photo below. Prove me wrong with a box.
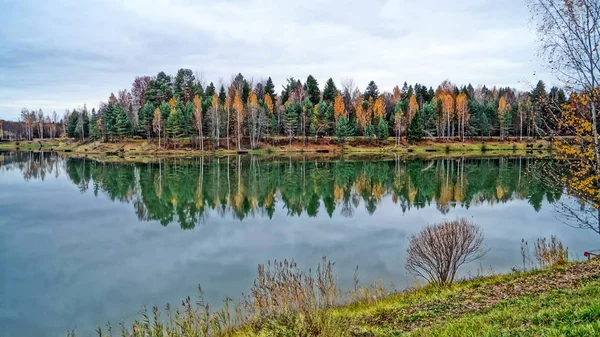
[0,137,553,161]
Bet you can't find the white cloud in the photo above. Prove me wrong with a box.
[0,0,555,120]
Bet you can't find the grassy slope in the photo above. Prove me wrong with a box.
[236,259,600,337]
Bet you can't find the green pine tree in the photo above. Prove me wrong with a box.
[334,115,354,145]
[115,105,132,139]
[67,109,79,138]
[138,102,155,140]
[283,102,300,145]
[103,103,117,140]
[407,109,424,142]
[377,117,389,140]
[322,78,337,102]
[365,123,375,139]
[166,107,182,142]
[89,112,100,141]
[305,75,321,106]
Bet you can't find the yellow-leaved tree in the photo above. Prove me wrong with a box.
[497,96,510,141]
[334,93,345,121]
[233,91,244,150]
[550,91,600,233]
[225,87,233,150]
[193,95,203,150]
[264,93,274,115]
[438,93,454,139]
[373,96,386,120]
[455,93,470,142]
[355,99,370,136]
[247,90,264,149]
[408,94,419,127]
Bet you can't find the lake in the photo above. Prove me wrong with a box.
[0,151,598,337]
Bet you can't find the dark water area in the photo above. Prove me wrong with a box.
[0,151,597,337]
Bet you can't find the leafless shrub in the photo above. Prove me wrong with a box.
[534,235,569,268]
[405,218,487,286]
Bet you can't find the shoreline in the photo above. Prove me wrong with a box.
[73,257,600,337]
[0,138,553,163]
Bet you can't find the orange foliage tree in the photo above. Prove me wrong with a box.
[373,96,386,120]
[233,91,244,149]
[408,94,419,127]
[333,93,345,121]
[455,93,470,142]
[264,93,274,115]
[438,93,454,139]
[554,92,600,207]
[355,99,369,136]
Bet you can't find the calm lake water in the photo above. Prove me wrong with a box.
[0,151,598,337]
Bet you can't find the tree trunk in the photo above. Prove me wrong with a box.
[520,112,523,142]
[591,100,600,171]
[237,115,241,150]
[227,108,230,150]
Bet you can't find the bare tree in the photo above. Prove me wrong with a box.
[131,75,152,118]
[405,218,487,286]
[37,109,44,139]
[118,89,135,130]
[152,108,162,149]
[341,78,355,116]
[528,0,600,167]
[555,195,600,235]
[247,96,268,149]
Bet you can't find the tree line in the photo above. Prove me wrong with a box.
[3,72,567,146]
[0,110,62,141]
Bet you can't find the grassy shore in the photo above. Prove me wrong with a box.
[78,258,600,337]
[0,137,552,162]
[328,259,600,337]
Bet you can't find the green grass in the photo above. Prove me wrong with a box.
[329,261,600,337]
[407,283,600,337]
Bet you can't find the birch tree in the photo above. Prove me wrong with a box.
[193,95,203,150]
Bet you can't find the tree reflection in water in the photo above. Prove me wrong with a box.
[1,152,565,230]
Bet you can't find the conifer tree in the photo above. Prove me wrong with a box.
[407,109,424,142]
[265,77,276,98]
[166,105,182,143]
[283,102,300,145]
[305,75,321,106]
[335,115,354,145]
[115,105,132,139]
[322,78,338,102]
[378,117,389,140]
[89,111,100,141]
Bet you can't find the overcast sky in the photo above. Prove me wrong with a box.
[0,0,555,120]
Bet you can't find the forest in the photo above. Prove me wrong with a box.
[1,72,567,148]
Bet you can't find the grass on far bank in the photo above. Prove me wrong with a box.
[69,257,600,337]
[1,137,553,161]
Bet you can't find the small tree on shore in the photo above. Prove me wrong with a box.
[407,108,423,142]
[334,115,354,147]
[405,218,487,286]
